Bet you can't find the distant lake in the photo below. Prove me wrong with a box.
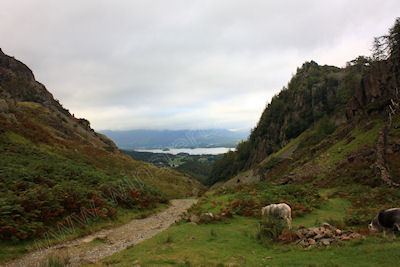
[135,147,235,155]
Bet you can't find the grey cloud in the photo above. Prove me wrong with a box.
[1,0,399,130]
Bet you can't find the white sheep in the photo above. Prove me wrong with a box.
[261,203,292,230]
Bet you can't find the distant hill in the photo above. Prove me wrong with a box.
[0,48,201,242]
[101,129,249,149]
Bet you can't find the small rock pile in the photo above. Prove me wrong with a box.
[295,223,361,248]
[179,212,222,224]
[190,212,218,224]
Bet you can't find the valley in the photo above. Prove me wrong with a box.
[0,11,399,267]
[121,150,224,185]
[101,129,248,150]
[95,18,400,266]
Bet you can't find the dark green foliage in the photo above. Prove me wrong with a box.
[0,135,165,241]
[298,116,337,149]
[121,150,222,185]
[164,234,173,244]
[208,141,253,184]
[39,253,70,267]
[285,121,307,140]
[387,17,400,65]
[175,161,212,185]
[256,216,286,246]
[208,151,239,185]
[122,150,171,167]
[210,228,217,237]
[208,141,252,185]
[343,186,400,226]
[372,17,400,64]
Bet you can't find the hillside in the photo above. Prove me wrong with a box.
[210,28,400,185]
[101,129,249,149]
[0,49,201,249]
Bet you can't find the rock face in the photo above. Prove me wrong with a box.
[294,223,361,248]
[0,48,35,81]
[246,62,343,168]
[347,61,400,121]
[0,48,57,107]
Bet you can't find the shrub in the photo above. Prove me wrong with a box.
[210,229,217,237]
[165,234,173,244]
[0,138,166,240]
[39,252,70,267]
[256,216,286,246]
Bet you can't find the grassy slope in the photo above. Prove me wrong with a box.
[1,102,202,198]
[320,121,383,166]
[0,101,202,263]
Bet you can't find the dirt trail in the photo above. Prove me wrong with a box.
[5,199,197,267]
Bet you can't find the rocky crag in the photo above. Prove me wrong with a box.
[0,48,116,150]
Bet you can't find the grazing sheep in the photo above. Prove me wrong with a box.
[369,208,400,239]
[261,203,292,230]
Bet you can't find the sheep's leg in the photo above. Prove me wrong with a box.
[286,217,292,230]
[393,223,400,240]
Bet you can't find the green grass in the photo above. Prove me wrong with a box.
[321,121,383,166]
[5,131,33,146]
[95,185,400,266]
[294,198,350,228]
[192,192,236,215]
[97,216,400,266]
[37,251,71,267]
[273,130,307,159]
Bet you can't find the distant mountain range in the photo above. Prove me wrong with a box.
[101,129,249,149]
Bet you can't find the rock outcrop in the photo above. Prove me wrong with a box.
[347,61,400,121]
[0,48,58,108]
[0,48,117,150]
[374,87,400,187]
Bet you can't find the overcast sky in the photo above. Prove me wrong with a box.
[1,1,399,131]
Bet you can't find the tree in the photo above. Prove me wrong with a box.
[372,17,400,63]
[372,36,387,61]
[387,17,400,65]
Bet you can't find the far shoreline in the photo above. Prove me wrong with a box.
[132,147,235,155]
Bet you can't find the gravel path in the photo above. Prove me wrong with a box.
[5,199,197,267]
